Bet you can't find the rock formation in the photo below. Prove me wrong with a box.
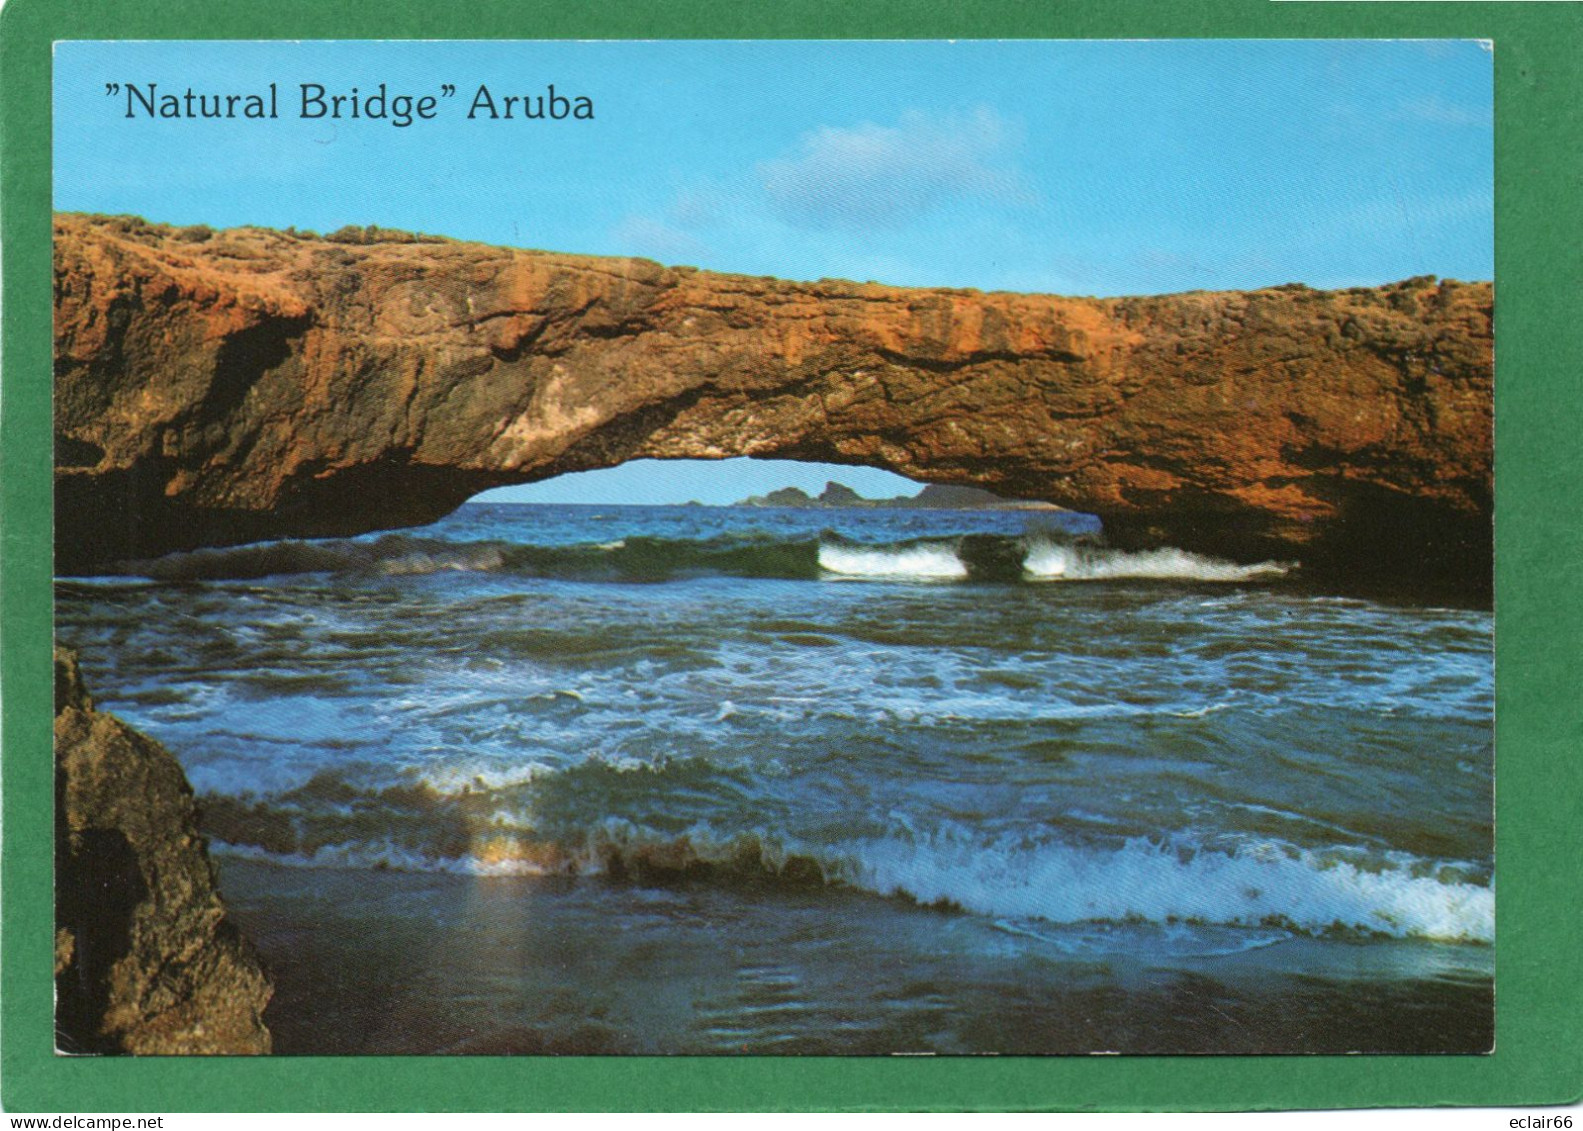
[53,213,1493,596]
[735,481,1056,510]
[54,646,272,1054]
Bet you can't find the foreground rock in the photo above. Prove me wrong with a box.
[55,647,272,1054]
[54,213,1492,597]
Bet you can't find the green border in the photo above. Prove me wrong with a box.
[4,0,1580,1113]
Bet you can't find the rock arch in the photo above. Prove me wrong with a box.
[53,214,1493,597]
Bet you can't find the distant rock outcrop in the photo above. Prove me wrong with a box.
[817,481,864,506]
[54,647,272,1054]
[908,484,1012,509]
[747,486,817,508]
[736,480,1058,510]
[53,214,1492,596]
[737,481,872,507]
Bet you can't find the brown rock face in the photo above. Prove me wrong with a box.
[53,213,1493,597]
[54,646,272,1055]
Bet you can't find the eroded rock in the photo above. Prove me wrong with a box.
[53,214,1493,596]
[54,646,272,1055]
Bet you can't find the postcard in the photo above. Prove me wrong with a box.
[6,8,1580,1115]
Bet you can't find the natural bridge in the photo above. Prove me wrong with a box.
[53,213,1494,596]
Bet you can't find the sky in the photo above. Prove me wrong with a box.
[54,39,1492,505]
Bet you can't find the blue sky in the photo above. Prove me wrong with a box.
[54,39,1492,504]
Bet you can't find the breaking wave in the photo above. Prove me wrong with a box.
[1022,539,1292,582]
[816,538,968,580]
[93,530,1290,586]
[835,830,1491,944]
[200,772,1491,944]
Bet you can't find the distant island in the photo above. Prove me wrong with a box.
[734,481,1063,511]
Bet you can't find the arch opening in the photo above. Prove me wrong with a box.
[471,457,929,509]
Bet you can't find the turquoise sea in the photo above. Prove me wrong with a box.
[56,502,1494,1054]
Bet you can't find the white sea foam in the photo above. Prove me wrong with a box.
[413,751,664,795]
[211,836,576,877]
[1022,540,1290,583]
[817,540,968,580]
[827,833,1493,943]
[376,546,506,576]
[415,760,561,794]
[214,808,1494,945]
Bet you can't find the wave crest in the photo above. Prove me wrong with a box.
[1023,539,1291,582]
[832,831,1491,944]
[817,538,968,580]
[200,772,1490,944]
[92,529,1291,587]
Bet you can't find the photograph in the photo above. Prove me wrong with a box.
[48,38,1495,1060]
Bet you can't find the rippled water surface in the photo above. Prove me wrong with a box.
[57,503,1494,1053]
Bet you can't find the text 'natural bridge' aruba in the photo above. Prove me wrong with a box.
[108,80,594,126]
[53,212,1493,599]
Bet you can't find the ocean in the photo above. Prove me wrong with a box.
[55,501,1494,1054]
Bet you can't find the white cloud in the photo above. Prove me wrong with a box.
[758,107,1032,230]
